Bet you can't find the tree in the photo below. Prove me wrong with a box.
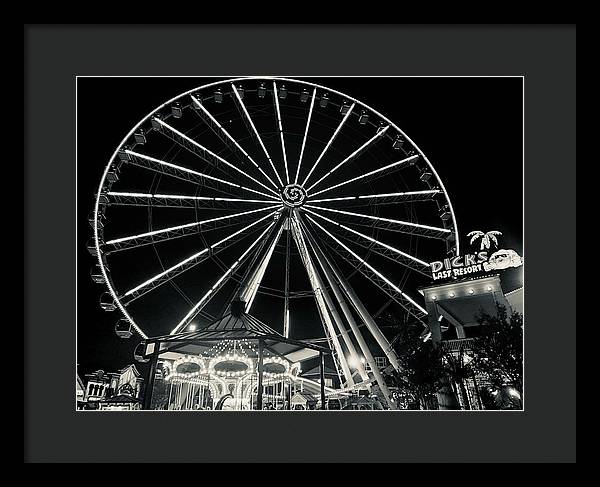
[442,350,476,409]
[470,305,524,395]
[391,321,447,409]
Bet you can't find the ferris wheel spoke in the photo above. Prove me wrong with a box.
[305,205,450,240]
[170,220,279,334]
[294,88,316,185]
[104,205,281,252]
[301,102,355,188]
[240,224,285,312]
[306,126,390,193]
[106,191,276,210]
[302,207,431,276]
[231,84,284,188]
[190,95,280,192]
[122,150,279,201]
[153,117,279,197]
[309,189,441,209]
[308,154,419,198]
[273,82,290,184]
[119,210,280,305]
[305,215,428,321]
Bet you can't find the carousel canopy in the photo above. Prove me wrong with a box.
[143,310,331,363]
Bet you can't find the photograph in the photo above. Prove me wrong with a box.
[76,76,524,412]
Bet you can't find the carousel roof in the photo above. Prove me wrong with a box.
[143,308,331,363]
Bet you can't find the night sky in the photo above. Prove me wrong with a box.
[76,77,523,378]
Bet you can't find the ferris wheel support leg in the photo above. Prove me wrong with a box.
[283,218,292,338]
[319,243,402,374]
[291,215,354,387]
[312,280,356,388]
[301,225,397,409]
[301,227,370,384]
[299,225,367,387]
[323,261,397,409]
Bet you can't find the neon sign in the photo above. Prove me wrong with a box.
[431,231,523,281]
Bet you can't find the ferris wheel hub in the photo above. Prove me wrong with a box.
[281,184,307,208]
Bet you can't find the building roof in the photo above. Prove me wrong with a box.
[437,293,498,327]
[300,365,338,377]
[420,274,502,294]
[505,286,524,314]
[118,364,142,377]
[291,392,317,403]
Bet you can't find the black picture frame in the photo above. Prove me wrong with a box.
[24,24,576,463]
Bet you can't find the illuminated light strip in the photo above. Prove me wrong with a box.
[294,88,316,184]
[308,154,419,198]
[273,82,290,184]
[306,126,389,193]
[301,102,356,187]
[306,216,427,314]
[171,221,277,334]
[122,210,279,297]
[303,207,430,267]
[190,95,280,191]
[244,224,285,311]
[124,150,279,201]
[305,205,450,234]
[231,84,284,187]
[310,189,441,204]
[123,249,206,296]
[105,205,280,245]
[153,117,279,197]
[108,191,274,205]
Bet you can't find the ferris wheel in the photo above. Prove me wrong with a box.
[89,77,459,394]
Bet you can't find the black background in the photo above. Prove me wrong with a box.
[25,25,575,463]
[77,76,523,377]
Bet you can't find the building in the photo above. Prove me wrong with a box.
[421,274,511,344]
[76,374,86,409]
[420,274,522,409]
[80,365,144,410]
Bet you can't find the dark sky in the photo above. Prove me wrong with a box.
[77,77,523,378]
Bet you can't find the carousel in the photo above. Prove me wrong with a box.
[136,299,332,410]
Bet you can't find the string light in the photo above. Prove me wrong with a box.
[159,339,302,411]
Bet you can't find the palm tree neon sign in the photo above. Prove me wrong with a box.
[467,230,503,250]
